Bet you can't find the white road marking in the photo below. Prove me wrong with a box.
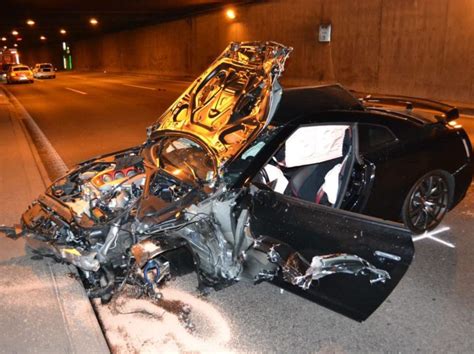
[65,87,87,95]
[4,87,68,178]
[412,226,455,248]
[122,83,157,91]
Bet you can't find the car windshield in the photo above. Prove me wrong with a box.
[224,125,282,184]
[40,64,52,69]
[13,67,29,71]
[152,135,216,185]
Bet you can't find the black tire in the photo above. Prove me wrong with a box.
[402,170,451,234]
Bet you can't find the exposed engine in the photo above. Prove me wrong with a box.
[61,165,144,225]
[16,147,258,301]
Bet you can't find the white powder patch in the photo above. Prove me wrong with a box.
[94,286,234,353]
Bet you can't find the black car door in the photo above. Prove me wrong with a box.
[249,187,414,321]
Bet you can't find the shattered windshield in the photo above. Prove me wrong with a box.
[224,125,282,184]
[152,136,216,185]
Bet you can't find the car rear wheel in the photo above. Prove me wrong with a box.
[402,171,451,234]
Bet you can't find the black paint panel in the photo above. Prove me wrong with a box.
[250,189,414,321]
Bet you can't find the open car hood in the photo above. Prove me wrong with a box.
[149,41,292,164]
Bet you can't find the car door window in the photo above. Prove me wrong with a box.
[358,124,397,154]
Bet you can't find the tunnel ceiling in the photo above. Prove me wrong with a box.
[1,0,251,49]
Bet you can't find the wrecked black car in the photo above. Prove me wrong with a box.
[5,41,470,322]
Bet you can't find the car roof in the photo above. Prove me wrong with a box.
[271,84,365,125]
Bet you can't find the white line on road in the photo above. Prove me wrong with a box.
[3,87,68,178]
[65,87,87,95]
[412,226,455,248]
[122,83,157,91]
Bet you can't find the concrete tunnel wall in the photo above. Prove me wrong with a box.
[24,0,474,104]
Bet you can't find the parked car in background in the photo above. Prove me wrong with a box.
[6,64,34,84]
[33,63,56,79]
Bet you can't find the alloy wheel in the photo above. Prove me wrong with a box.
[405,173,449,233]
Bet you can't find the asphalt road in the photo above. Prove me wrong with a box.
[4,72,188,167]
[3,72,474,352]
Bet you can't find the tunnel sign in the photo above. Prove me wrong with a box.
[319,23,332,43]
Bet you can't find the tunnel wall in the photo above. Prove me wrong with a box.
[30,0,474,104]
[21,45,63,70]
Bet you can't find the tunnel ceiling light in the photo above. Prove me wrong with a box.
[16,37,22,41]
[40,35,46,40]
[60,29,67,34]
[12,30,19,36]
[225,8,236,20]
[1,37,6,41]
[89,18,99,25]
[3,46,7,49]
[26,19,35,26]
[13,43,18,47]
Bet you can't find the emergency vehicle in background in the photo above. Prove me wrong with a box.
[1,48,20,80]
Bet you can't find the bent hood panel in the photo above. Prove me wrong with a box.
[151,41,292,164]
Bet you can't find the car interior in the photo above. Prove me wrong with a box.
[254,124,355,208]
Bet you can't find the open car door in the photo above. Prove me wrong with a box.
[249,188,414,321]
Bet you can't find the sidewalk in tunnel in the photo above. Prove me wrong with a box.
[0,87,109,353]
